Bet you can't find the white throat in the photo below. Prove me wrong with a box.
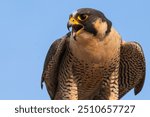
[69,28,121,64]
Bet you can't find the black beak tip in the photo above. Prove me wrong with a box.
[67,22,71,31]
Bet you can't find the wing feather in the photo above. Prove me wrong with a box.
[119,42,146,99]
[41,33,70,99]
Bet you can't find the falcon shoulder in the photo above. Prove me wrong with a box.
[41,33,70,99]
[119,41,146,99]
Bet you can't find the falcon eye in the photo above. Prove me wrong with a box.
[77,14,88,21]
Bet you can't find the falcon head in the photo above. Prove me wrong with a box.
[67,8,112,39]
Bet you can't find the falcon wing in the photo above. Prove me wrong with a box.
[119,42,146,99]
[41,33,70,99]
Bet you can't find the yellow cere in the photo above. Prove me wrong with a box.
[69,17,79,25]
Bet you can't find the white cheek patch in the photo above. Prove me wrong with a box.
[72,10,78,17]
[93,19,108,38]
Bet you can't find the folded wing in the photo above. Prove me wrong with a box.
[119,42,146,99]
[41,34,69,99]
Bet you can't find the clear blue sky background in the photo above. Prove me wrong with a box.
[0,0,149,100]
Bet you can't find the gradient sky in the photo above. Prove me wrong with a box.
[0,0,149,100]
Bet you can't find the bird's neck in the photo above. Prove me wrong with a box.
[69,28,121,64]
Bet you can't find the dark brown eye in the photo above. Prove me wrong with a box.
[77,14,88,21]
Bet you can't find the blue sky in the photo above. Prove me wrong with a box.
[0,0,149,100]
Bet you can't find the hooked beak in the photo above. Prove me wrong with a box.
[67,17,84,33]
[67,22,71,31]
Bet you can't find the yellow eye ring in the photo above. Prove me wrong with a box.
[77,14,88,21]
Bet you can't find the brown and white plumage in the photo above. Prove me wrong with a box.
[118,42,145,99]
[93,41,146,99]
[41,36,68,99]
[41,8,146,100]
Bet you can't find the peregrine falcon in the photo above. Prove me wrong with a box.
[41,8,146,100]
